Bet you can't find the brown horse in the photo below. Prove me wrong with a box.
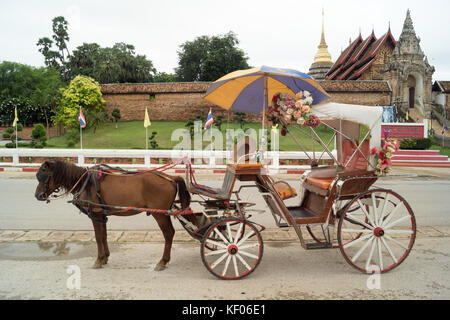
[34,160,193,271]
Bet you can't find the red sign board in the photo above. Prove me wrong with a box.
[381,124,425,139]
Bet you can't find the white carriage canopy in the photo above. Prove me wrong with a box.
[309,102,383,169]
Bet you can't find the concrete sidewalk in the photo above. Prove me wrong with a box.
[1,226,449,243]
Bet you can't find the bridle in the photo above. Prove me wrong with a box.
[36,168,60,201]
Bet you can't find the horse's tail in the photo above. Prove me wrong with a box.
[174,176,191,209]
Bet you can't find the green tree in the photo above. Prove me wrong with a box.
[154,72,177,83]
[55,75,106,129]
[111,108,121,129]
[214,114,224,131]
[149,131,159,149]
[65,42,156,84]
[233,112,247,129]
[37,16,70,78]
[86,110,108,134]
[31,124,47,148]
[175,32,250,81]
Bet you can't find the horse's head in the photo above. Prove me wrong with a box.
[35,161,59,201]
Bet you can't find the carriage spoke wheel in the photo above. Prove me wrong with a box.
[201,218,263,280]
[337,189,416,274]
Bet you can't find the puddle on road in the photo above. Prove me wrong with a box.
[0,242,96,261]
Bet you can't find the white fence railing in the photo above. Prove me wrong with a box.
[0,148,337,170]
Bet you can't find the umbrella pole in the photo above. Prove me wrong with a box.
[261,75,268,156]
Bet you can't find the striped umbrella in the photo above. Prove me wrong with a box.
[204,66,330,115]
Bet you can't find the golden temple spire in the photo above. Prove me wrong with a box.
[312,8,333,66]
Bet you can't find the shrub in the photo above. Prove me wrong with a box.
[400,138,433,150]
[65,129,80,141]
[34,142,44,149]
[6,128,13,134]
[5,142,15,148]
[67,140,76,148]
[2,133,11,139]
[31,124,47,148]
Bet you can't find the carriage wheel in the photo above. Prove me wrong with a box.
[337,189,416,274]
[201,218,263,280]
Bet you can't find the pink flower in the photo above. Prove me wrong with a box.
[296,92,303,99]
[293,111,302,119]
[284,114,292,122]
[370,147,378,155]
[383,141,392,150]
[295,101,302,108]
[301,105,310,114]
[394,140,400,151]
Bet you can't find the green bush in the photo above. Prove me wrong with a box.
[65,129,79,142]
[400,138,433,150]
[10,134,22,142]
[67,140,76,148]
[5,142,15,148]
[33,142,44,149]
[2,133,11,139]
[6,128,13,134]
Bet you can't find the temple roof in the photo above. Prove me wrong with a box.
[433,81,450,93]
[325,28,396,80]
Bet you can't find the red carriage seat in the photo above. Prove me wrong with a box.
[342,140,370,171]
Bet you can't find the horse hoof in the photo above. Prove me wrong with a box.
[154,264,166,271]
[92,262,103,269]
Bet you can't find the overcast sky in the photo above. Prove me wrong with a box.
[1,0,449,80]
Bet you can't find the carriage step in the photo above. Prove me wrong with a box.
[304,242,333,250]
[288,207,327,225]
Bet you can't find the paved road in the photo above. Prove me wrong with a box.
[0,175,449,231]
[0,238,449,300]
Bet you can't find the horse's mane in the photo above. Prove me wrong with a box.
[51,160,87,192]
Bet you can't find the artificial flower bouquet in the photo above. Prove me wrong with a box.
[371,138,400,175]
[268,90,321,136]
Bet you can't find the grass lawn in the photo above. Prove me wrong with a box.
[430,144,450,157]
[46,120,340,151]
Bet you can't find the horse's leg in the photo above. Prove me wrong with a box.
[91,215,107,269]
[101,222,110,265]
[152,213,175,271]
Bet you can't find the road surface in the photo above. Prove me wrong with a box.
[0,174,449,231]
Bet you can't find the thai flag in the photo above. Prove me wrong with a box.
[204,108,214,130]
[442,126,447,135]
[78,108,86,128]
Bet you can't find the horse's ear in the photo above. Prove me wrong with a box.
[42,160,55,170]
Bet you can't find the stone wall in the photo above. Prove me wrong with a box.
[101,80,393,122]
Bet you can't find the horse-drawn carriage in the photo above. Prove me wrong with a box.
[35,67,416,280]
[174,100,416,279]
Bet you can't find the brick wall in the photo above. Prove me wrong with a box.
[101,80,393,122]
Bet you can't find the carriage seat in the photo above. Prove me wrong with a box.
[303,166,336,197]
[186,165,237,200]
[272,181,297,200]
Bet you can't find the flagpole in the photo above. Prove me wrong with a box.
[80,125,83,150]
[15,122,18,149]
[146,127,148,150]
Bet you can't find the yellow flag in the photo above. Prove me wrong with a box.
[405,111,409,121]
[144,107,151,128]
[12,107,18,127]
